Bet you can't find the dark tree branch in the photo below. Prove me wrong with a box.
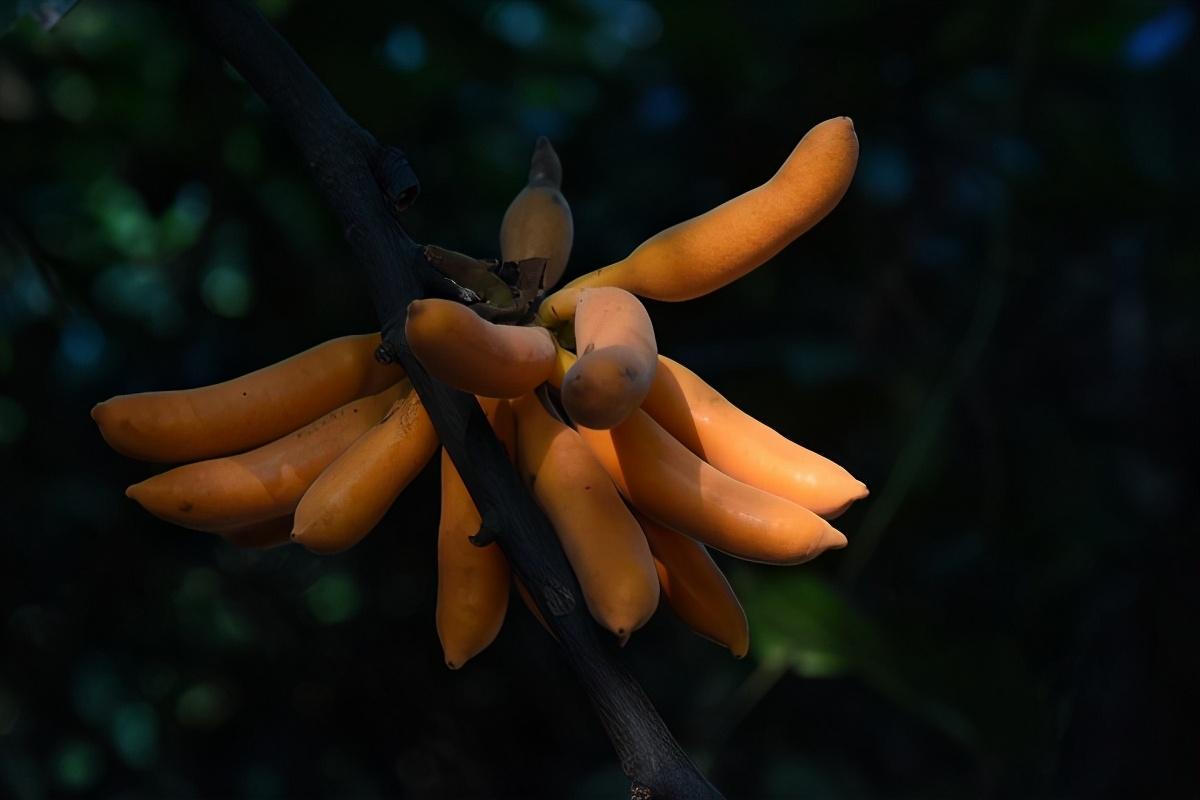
[177,1,722,797]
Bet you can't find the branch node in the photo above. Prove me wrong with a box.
[541,578,577,617]
[416,249,483,303]
[379,310,413,364]
[470,523,500,547]
[374,340,400,365]
[374,145,420,214]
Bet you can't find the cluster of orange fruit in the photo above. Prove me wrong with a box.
[93,118,865,668]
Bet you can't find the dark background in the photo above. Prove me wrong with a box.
[2,0,1198,797]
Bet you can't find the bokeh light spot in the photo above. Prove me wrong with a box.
[582,28,626,69]
[92,264,180,333]
[59,316,106,369]
[0,63,36,121]
[86,177,158,259]
[306,574,362,624]
[4,261,54,322]
[486,1,546,49]
[383,25,427,72]
[62,2,116,60]
[176,567,220,604]
[176,682,232,729]
[72,655,122,726]
[111,702,158,769]
[47,70,96,122]
[160,182,211,254]
[599,0,663,49]
[637,84,687,130]
[54,740,104,791]
[1125,4,1194,68]
[214,604,253,645]
[201,263,254,318]
[856,143,912,206]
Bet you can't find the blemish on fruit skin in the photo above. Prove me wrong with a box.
[179,501,193,512]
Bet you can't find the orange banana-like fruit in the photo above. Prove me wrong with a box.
[436,398,515,669]
[500,136,574,288]
[93,333,404,462]
[406,298,556,398]
[576,407,847,565]
[561,288,657,430]
[642,355,867,518]
[539,117,858,323]
[125,382,403,532]
[637,513,748,657]
[551,348,846,564]
[576,405,847,565]
[512,393,659,642]
[291,384,439,554]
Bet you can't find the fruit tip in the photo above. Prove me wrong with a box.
[528,136,562,188]
[445,660,460,671]
[822,526,849,552]
[289,525,339,556]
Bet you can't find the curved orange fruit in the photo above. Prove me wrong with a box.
[641,355,867,518]
[436,398,514,669]
[93,333,403,462]
[576,407,847,565]
[561,288,657,430]
[637,513,748,657]
[539,117,858,322]
[406,299,555,398]
[125,383,403,532]
[291,384,439,554]
[512,393,659,641]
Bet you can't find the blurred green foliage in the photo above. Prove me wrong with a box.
[2,0,1198,797]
